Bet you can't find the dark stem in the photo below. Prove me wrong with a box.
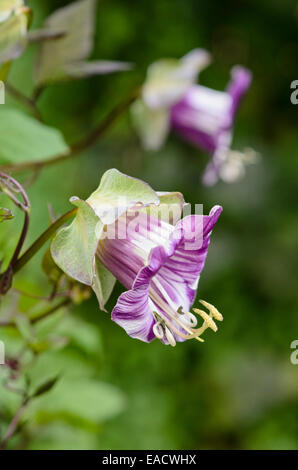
[28,30,66,44]
[0,398,29,450]
[9,210,30,268]
[0,173,31,278]
[13,207,77,274]
[6,83,43,121]
[31,298,71,324]
[0,172,30,213]
[31,85,45,104]
[0,298,71,328]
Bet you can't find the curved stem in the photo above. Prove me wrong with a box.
[0,172,30,212]
[14,208,77,274]
[0,172,31,270]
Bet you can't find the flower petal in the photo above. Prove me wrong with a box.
[152,206,223,311]
[227,66,252,119]
[133,206,222,313]
[171,85,232,153]
[112,284,155,343]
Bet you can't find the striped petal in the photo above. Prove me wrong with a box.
[111,285,155,343]
[111,206,222,343]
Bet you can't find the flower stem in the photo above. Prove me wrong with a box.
[13,208,77,274]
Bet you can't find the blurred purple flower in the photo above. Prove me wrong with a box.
[171,66,253,185]
[97,206,223,346]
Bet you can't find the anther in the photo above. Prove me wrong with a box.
[192,309,218,332]
[199,300,223,321]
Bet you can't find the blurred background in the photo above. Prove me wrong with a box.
[0,0,298,450]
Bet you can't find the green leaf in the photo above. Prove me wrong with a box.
[56,316,102,355]
[34,0,97,85]
[0,1,29,65]
[15,313,34,342]
[131,99,170,151]
[51,197,103,286]
[31,375,60,399]
[0,108,69,165]
[28,337,69,354]
[0,60,11,81]
[30,378,126,426]
[27,423,99,450]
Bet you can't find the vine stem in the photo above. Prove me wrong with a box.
[0,397,29,450]
[6,83,43,121]
[0,88,140,174]
[13,207,77,274]
[0,172,31,275]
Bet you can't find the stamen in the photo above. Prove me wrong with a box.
[153,321,164,340]
[149,288,223,345]
[199,300,223,321]
[192,309,218,332]
[149,288,204,342]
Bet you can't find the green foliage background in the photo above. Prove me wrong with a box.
[0,0,298,449]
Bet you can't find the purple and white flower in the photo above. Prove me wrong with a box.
[171,66,253,185]
[51,169,223,347]
[97,205,223,346]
